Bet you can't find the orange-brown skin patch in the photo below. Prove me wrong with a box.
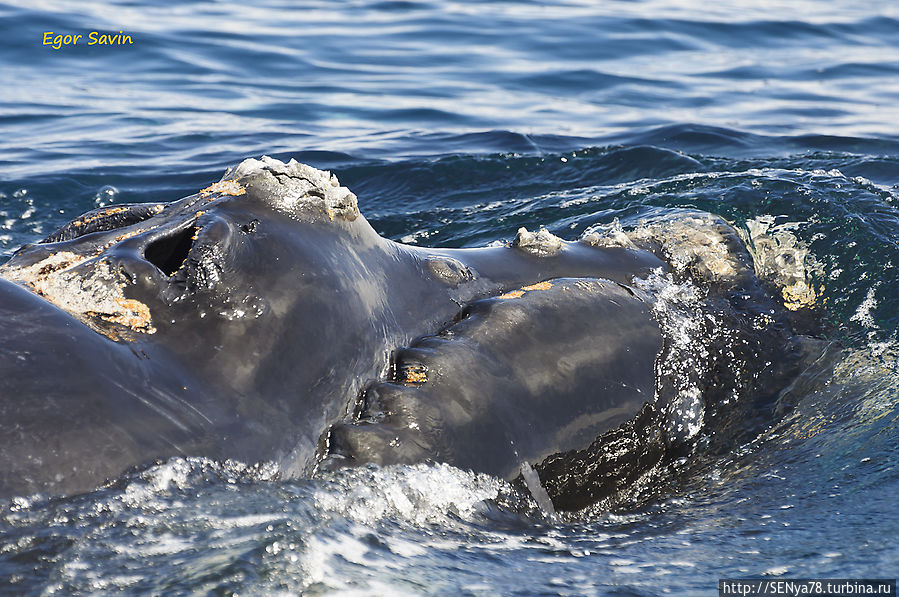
[84,295,158,338]
[113,229,142,243]
[71,206,132,229]
[498,280,553,300]
[103,298,156,334]
[94,228,146,254]
[498,289,525,300]
[401,365,428,385]
[36,252,85,276]
[200,180,245,198]
[521,281,553,291]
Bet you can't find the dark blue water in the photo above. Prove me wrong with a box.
[2,0,899,594]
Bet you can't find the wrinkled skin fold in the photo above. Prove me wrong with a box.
[0,156,811,510]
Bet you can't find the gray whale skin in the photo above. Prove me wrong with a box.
[0,156,807,511]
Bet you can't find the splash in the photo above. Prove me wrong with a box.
[312,463,505,526]
[633,270,709,443]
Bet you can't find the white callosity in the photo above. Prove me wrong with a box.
[0,251,155,334]
[583,212,823,311]
[511,226,564,256]
[583,214,747,284]
[223,155,360,222]
[742,215,823,311]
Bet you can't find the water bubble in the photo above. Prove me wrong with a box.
[95,185,119,207]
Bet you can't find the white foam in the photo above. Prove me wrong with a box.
[118,457,279,508]
[313,463,503,526]
[301,533,372,587]
[850,287,877,329]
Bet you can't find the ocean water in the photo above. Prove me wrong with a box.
[2,0,899,594]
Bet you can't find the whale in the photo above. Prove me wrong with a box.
[0,156,811,509]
